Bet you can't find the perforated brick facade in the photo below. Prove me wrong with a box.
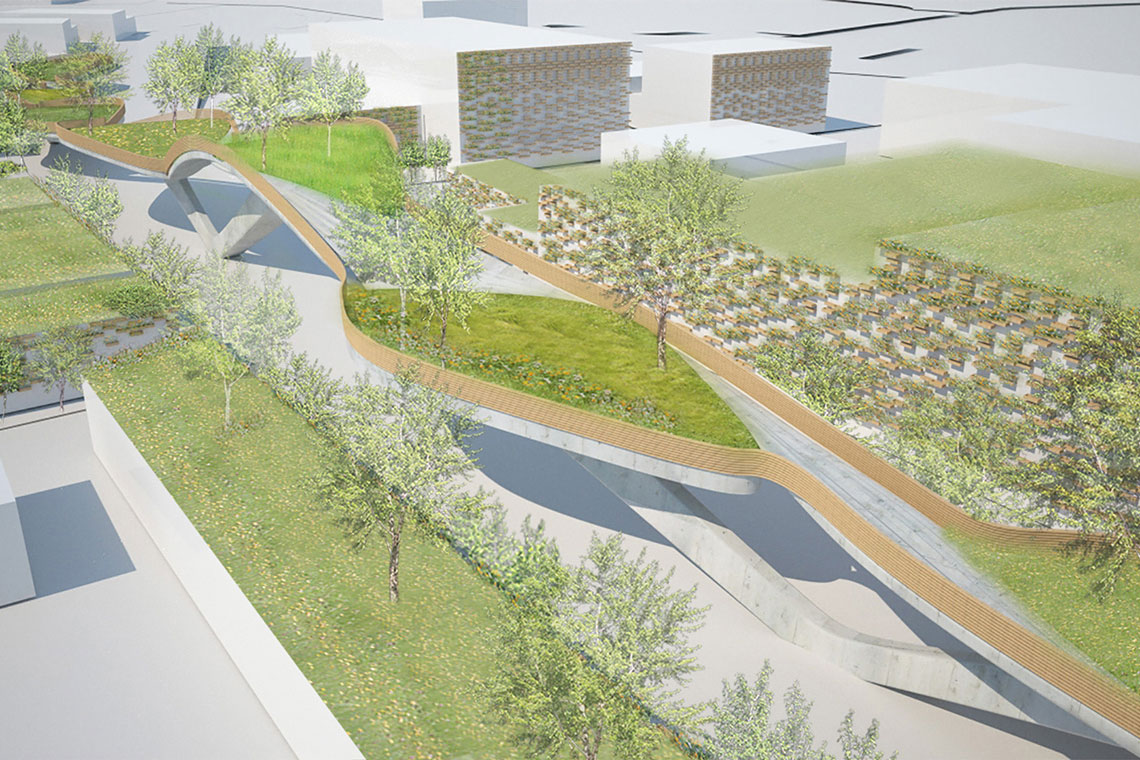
[710,46,831,131]
[456,42,631,164]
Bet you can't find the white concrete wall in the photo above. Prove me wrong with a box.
[720,140,846,177]
[0,9,136,42]
[0,19,77,56]
[633,46,712,127]
[84,383,364,760]
[0,456,34,608]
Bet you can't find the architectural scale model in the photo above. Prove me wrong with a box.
[0,1,1138,759]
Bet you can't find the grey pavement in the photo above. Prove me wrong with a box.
[0,410,294,760]
[34,145,1137,759]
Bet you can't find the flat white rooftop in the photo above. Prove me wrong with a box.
[311,16,620,53]
[645,34,831,55]
[606,119,841,158]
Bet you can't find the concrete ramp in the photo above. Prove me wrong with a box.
[0,459,34,607]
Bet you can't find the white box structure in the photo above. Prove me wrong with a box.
[0,18,77,55]
[309,18,630,166]
[0,8,136,42]
[880,64,1140,175]
[600,119,845,178]
[634,36,831,132]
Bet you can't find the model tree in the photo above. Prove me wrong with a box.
[56,33,130,133]
[227,36,301,170]
[189,254,301,428]
[424,134,451,183]
[587,137,743,370]
[143,35,202,134]
[486,600,661,760]
[319,367,482,601]
[194,23,240,128]
[555,532,708,730]
[332,201,421,345]
[2,33,46,95]
[411,187,486,351]
[31,327,89,411]
[0,339,25,419]
[299,49,368,158]
[1025,303,1140,590]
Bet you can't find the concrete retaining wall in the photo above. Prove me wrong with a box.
[84,382,363,760]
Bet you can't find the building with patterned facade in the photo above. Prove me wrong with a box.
[633,37,831,133]
[310,18,630,167]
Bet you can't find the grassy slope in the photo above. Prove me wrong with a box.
[458,159,612,231]
[88,337,690,759]
[896,198,1140,304]
[0,276,136,333]
[463,150,1140,285]
[947,529,1140,693]
[0,182,126,288]
[345,287,757,448]
[0,177,134,333]
[82,118,232,158]
[225,122,397,201]
[28,104,117,123]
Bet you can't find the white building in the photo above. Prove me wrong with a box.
[880,64,1140,175]
[309,17,630,166]
[633,36,832,132]
[600,119,845,178]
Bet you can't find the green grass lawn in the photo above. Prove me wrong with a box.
[0,177,135,334]
[947,529,1140,694]
[345,287,757,448]
[80,118,232,158]
[893,198,1140,305]
[463,149,1140,284]
[19,88,61,104]
[0,276,138,334]
[0,180,126,289]
[29,103,117,124]
[88,336,692,759]
[224,121,398,201]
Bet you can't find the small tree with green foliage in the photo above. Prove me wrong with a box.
[411,186,487,351]
[586,138,744,371]
[299,49,368,158]
[0,339,25,419]
[752,328,879,423]
[556,532,708,731]
[707,662,896,760]
[194,24,240,128]
[32,327,89,411]
[332,199,421,344]
[143,35,202,134]
[876,379,1034,524]
[319,367,483,601]
[120,230,200,309]
[486,599,662,760]
[189,254,300,428]
[227,36,301,170]
[3,33,46,92]
[1024,303,1140,590]
[425,134,451,183]
[56,33,130,132]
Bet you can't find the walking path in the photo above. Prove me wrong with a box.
[34,145,1135,759]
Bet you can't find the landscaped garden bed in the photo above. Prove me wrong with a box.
[224,121,398,200]
[344,286,758,448]
[77,118,232,157]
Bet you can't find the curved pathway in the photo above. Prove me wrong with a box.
[38,133,1139,759]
